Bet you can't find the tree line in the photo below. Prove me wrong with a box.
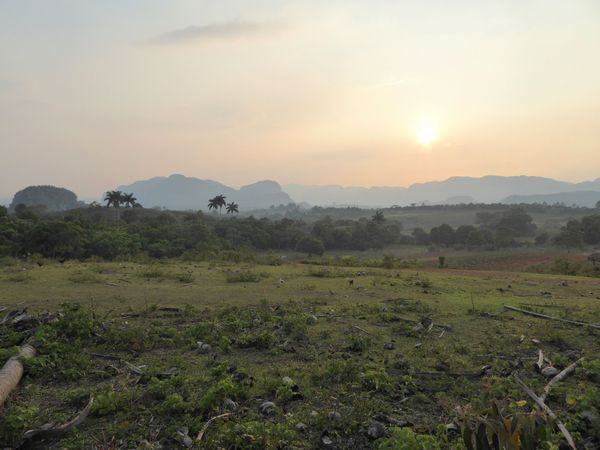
[0,203,599,261]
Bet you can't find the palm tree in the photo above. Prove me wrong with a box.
[208,194,227,215]
[215,194,226,215]
[122,193,138,208]
[104,190,124,221]
[104,191,124,208]
[226,202,239,215]
[208,196,219,213]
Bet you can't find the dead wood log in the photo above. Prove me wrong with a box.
[196,412,233,442]
[22,396,94,441]
[539,358,584,403]
[504,305,600,330]
[0,343,36,407]
[513,375,576,450]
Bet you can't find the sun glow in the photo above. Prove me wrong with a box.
[416,124,437,146]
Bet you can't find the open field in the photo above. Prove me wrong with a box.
[1,259,600,448]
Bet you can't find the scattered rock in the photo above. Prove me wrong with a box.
[531,339,541,345]
[383,342,394,350]
[222,398,238,411]
[373,413,409,427]
[282,376,294,385]
[176,427,193,448]
[282,340,295,353]
[435,362,450,372]
[367,422,386,440]
[295,422,308,433]
[581,410,598,425]
[328,411,342,421]
[560,281,569,287]
[446,423,459,433]
[541,366,560,378]
[310,410,319,417]
[320,431,333,446]
[196,341,212,354]
[414,343,422,348]
[307,315,318,324]
[260,401,276,415]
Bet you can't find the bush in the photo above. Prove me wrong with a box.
[378,427,444,450]
[296,236,325,256]
[226,270,265,283]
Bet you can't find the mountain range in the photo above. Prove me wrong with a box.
[116,174,293,211]
[112,174,600,210]
[284,176,600,207]
[5,174,600,211]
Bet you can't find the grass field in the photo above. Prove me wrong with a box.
[1,259,600,448]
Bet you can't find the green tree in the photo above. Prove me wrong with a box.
[429,224,455,247]
[25,220,86,258]
[296,236,325,256]
[372,210,385,224]
[554,220,583,250]
[580,214,600,245]
[412,227,430,245]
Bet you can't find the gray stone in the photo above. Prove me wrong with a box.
[541,366,559,378]
[367,422,386,440]
[295,422,308,433]
[328,411,342,421]
[222,398,238,411]
[260,401,276,415]
[197,342,212,354]
[581,410,598,424]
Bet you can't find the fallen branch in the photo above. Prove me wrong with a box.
[504,305,600,330]
[413,365,492,379]
[23,396,94,441]
[90,352,121,361]
[535,349,544,372]
[196,413,233,442]
[0,343,36,407]
[513,375,576,450]
[90,353,144,375]
[352,325,372,335]
[539,358,584,403]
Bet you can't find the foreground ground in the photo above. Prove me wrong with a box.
[1,258,599,449]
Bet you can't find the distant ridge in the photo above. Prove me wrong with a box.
[284,176,600,207]
[115,174,293,211]
[503,191,600,208]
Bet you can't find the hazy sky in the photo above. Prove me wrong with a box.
[1,0,599,198]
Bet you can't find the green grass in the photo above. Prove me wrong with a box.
[1,258,599,448]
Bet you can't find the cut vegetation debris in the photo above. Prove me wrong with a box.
[1,260,600,448]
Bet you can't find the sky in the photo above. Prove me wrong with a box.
[1,0,599,198]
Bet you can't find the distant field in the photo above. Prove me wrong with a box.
[1,259,600,448]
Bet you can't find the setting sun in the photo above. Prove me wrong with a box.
[417,124,437,146]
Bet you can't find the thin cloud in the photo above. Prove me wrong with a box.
[0,80,18,92]
[150,20,279,45]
